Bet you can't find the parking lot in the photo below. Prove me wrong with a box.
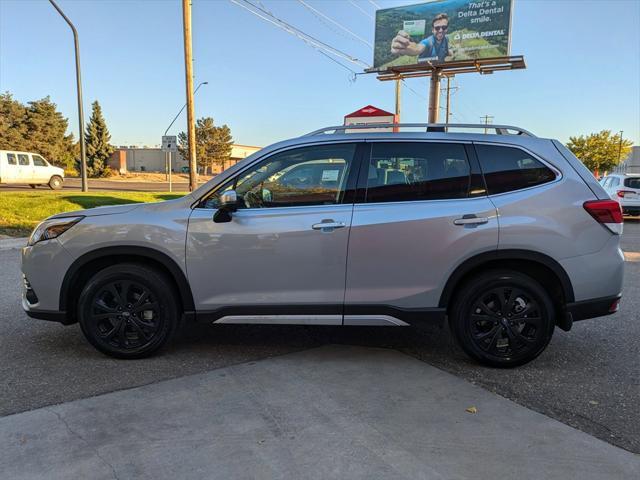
[1,220,638,454]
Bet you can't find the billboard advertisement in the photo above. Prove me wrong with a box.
[373,0,513,70]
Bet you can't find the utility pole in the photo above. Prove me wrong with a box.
[428,70,441,123]
[182,0,197,191]
[394,78,401,127]
[618,130,624,164]
[49,0,88,192]
[480,114,494,134]
[441,75,458,126]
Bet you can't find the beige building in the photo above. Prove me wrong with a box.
[108,144,262,174]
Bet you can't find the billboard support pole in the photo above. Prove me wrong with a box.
[394,79,401,121]
[428,69,440,123]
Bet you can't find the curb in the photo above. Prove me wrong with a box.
[0,237,28,250]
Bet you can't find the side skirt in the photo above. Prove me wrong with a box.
[195,305,446,327]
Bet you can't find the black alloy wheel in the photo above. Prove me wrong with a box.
[78,264,179,359]
[450,270,555,368]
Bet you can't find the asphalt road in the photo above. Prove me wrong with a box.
[0,178,206,192]
[1,221,638,453]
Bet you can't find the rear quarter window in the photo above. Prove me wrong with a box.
[475,144,556,195]
[624,177,640,189]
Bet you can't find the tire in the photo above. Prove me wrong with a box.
[48,175,63,190]
[78,263,179,359]
[449,270,555,368]
[29,184,37,189]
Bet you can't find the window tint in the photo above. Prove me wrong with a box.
[611,177,620,187]
[202,144,356,209]
[365,142,471,203]
[624,177,640,189]
[7,153,17,165]
[32,155,47,167]
[18,154,30,166]
[475,145,556,194]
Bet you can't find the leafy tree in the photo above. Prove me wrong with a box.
[178,117,233,173]
[84,100,114,177]
[566,130,633,174]
[0,93,76,169]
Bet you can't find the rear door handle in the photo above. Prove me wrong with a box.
[453,215,489,226]
[312,221,346,232]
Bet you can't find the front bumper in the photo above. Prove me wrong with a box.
[21,239,74,323]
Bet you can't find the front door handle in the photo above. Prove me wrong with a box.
[312,220,346,232]
[453,215,489,226]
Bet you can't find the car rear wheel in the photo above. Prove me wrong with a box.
[48,175,63,190]
[78,263,179,359]
[449,270,555,368]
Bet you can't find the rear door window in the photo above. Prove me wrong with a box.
[624,177,640,189]
[17,154,30,166]
[364,142,472,203]
[7,153,17,165]
[32,155,47,167]
[475,144,556,195]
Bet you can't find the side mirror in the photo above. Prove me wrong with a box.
[213,190,238,223]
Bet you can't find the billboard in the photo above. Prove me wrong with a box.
[373,0,513,70]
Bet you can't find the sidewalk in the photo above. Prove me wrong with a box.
[1,345,637,480]
[0,237,27,250]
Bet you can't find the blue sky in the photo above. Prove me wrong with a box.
[1,0,639,148]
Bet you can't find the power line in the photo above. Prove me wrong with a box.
[368,0,381,9]
[229,0,370,69]
[348,0,374,20]
[298,0,372,48]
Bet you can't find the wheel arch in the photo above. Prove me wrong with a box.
[439,249,575,311]
[60,246,195,323]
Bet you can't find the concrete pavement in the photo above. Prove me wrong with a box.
[1,345,637,480]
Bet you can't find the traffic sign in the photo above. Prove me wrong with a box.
[162,135,177,152]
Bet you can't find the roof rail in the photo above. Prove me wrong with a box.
[304,123,536,137]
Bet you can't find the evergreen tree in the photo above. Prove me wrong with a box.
[84,100,114,177]
[0,92,28,150]
[178,117,233,174]
[25,96,76,169]
[1,93,75,169]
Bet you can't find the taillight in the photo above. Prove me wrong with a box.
[583,200,623,233]
[617,190,635,198]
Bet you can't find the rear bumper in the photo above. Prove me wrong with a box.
[565,294,621,322]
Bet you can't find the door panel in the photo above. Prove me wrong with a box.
[185,142,363,319]
[345,141,498,311]
[187,205,353,312]
[345,199,498,308]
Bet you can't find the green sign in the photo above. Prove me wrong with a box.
[373,0,513,70]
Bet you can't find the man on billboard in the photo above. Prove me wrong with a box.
[390,13,451,62]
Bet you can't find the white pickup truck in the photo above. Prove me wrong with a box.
[0,150,65,189]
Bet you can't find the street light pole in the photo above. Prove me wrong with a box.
[182,0,197,192]
[163,82,208,137]
[49,0,88,192]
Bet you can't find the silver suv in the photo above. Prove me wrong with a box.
[21,124,625,367]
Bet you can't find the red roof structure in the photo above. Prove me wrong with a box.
[344,105,395,119]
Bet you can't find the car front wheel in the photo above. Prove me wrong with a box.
[78,263,179,359]
[48,175,63,190]
[449,270,555,368]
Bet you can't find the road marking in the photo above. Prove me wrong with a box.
[624,251,640,262]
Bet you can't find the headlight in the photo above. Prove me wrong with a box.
[28,216,84,246]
